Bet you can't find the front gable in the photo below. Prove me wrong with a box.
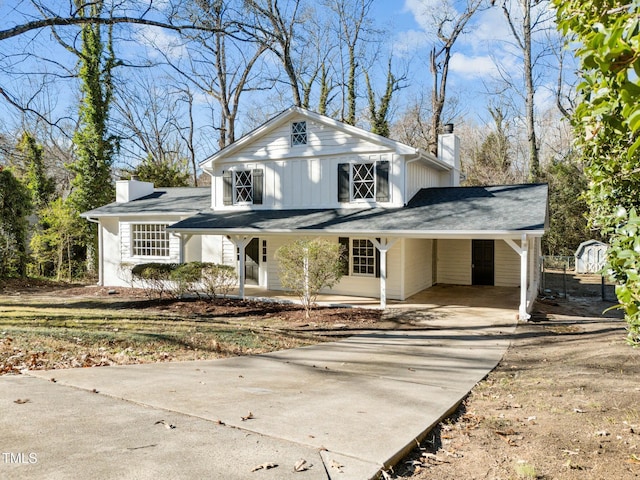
[203,107,451,211]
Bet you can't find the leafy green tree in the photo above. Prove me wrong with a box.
[68,0,118,273]
[127,154,190,187]
[365,60,402,138]
[542,158,597,256]
[17,132,55,211]
[554,0,640,343]
[275,238,345,318]
[0,167,32,277]
[31,198,85,281]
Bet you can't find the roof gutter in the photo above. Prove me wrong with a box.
[165,226,545,239]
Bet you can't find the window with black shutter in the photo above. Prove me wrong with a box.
[337,161,390,203]
[224,169,264,205]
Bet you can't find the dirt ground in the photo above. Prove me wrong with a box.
[394,272,640,480]
[2,275,639,479]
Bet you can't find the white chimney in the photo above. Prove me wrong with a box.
[438,125,461,186]
[116,178,154,203]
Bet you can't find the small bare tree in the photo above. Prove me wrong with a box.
[275,239,345,318]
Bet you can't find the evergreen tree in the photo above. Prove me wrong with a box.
[68,0,118,273]
[17,132,55,210]
[0,168,31,277]
[128,154,190,187]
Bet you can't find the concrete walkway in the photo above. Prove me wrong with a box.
[1,286,519,480]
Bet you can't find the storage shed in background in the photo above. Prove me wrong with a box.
[575,240,608,274]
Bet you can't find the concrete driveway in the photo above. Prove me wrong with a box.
[0,286,519,480]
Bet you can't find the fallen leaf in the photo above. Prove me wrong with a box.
[628,454,640,464]
[562,449,580,455]
[14,398,30,404]
[380,469,392,479]
[155,420,176,429]
[251,462,277,472]
[293,459,311,472]
[330,459,344,473]
[241,411,254,421]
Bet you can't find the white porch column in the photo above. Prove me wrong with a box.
[178,234,193,264]
[229,235,253,299]
[505,234,531,321]
[370,237,398,309]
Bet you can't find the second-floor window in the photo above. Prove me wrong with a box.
[234,170,253,203]
[291,121,307,145]
[223,169,263,206]
[352,163,375,200]
[338,160,389,203]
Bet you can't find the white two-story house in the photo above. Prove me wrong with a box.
[82,106,548,319]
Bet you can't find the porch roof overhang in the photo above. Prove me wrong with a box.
[167,184,548,239]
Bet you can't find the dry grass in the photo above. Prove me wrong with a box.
[0,296,330,374]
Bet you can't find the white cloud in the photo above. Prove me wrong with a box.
[392,29,430,56]
[449,52,500,79]
[133,25,187,60]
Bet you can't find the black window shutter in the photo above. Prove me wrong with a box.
[338,163,350,203]
[376,161,390,202]
[252,169,263,205]
[375,238,381,278]
[338,237,350,276]
[223,171,233,205]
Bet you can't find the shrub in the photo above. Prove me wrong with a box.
[131,262,236,300]
[170,262,205,298]
[275,238,345,318]
[201,263,236,299]
[131,263,177,298]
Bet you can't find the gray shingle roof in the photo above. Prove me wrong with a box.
[80,187,210,217]
[167,184,548,235]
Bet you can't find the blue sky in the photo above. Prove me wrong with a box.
[0,0,567,162]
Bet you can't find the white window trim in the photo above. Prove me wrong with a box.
[291,121,307,146]
[350,238,376,277]
[233,170,253,205]
[130,223,171,259]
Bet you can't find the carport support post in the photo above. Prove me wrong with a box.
[504,235,530,321]
[178,234,193,264]
[230,235,253,299]
[370,238,398,309]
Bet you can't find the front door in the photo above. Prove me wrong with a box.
[472,240,494,286]
[245,238,260,283]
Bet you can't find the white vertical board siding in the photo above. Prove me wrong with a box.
[437,239,471,285]
[406,162,441,202]
[404,238,433,298]
[495,240,520,287]
[214,153,401,209]
[210,115,411,209]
